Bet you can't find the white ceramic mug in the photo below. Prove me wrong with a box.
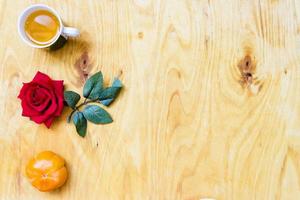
[18,4,79,49]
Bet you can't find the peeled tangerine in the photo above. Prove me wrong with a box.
[26,151,68,192]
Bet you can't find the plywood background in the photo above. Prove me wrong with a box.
[0,0,300,199]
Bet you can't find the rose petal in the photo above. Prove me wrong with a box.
[52,80,64,116]
[30,105,57,124]
[44,117,54,128]
[32,72,53,90]
[19,72,65,128]
[30,89,58,124]
[21,100,40,117]
[18,82,33,99]
[32,71,51,83]
[31,88,48,103]
[19,83,41,117]
[26,87,52,112]
[33,98,51,112]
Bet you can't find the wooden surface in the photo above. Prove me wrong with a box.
[1,0,300,199]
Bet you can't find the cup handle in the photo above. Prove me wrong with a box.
[62,27,80,37]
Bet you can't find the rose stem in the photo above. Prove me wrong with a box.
[67,99,100,122]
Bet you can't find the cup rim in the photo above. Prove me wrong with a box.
[17,4,64,48]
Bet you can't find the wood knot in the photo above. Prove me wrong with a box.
[74,51,91,84]
[238,55,255,87]
[138,32,144,39]
[237,55,262,95]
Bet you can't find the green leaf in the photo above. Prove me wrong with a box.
[99,78,122,106]
[82,105,113,124]
[64,91,81,109]
[73,112,87,137]
[83,72,103,100]
[111,78,122,87]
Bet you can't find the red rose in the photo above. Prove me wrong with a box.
[18,72,64,128]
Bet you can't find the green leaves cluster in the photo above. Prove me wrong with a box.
[64,72,123,137]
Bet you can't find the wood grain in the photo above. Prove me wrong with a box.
[0,0,300,199]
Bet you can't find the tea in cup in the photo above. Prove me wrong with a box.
[18,4,79,49]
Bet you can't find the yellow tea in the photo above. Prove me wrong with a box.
[25,10,59,45]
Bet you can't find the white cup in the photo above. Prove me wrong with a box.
[18,4,80,49]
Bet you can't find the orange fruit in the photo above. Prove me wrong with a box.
[25,151,68,192]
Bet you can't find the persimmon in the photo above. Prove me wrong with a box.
[25,151,68,192]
